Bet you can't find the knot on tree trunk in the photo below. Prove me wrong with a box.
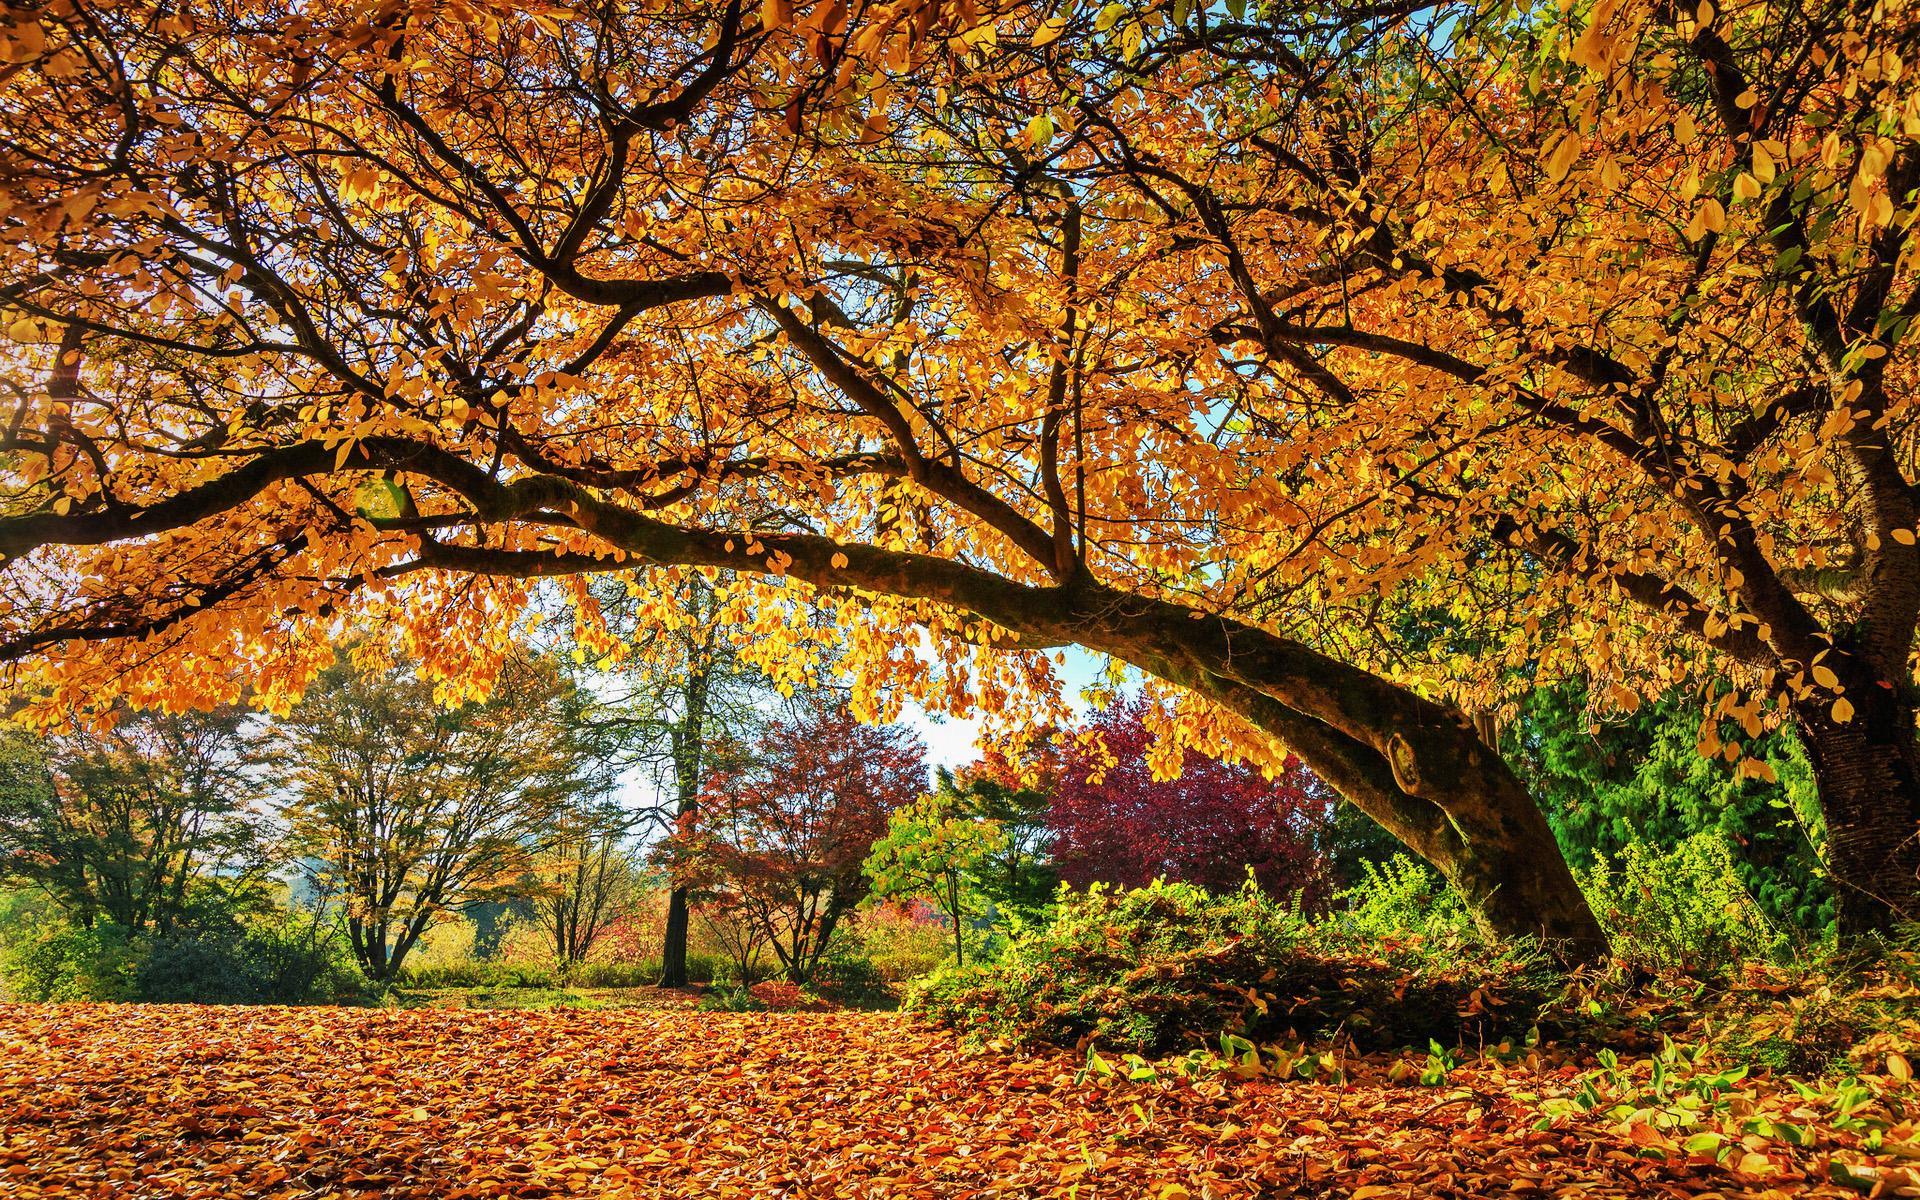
[1387,732,1422,794]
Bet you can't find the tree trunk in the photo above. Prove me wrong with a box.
[659,886,692,987]
[950,873,965,966]
[658,662,712,989]
[1794,687,1920,938]
[1120,612,1611,963]
[1414,761,1608,957]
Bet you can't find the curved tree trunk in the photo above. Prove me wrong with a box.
[413,527,1612,963]
[1147,633,1609,960]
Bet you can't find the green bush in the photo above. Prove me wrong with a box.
[1580,833,1790,975]
[1,923,139,1001]
[697,980,766,1012]
[813,950,896,1009]
[1321,855,1475,945]
[400,955,722,990]
[135,917,358,1004]
[1505,682,1832,932]
[2,908,359,1005]
[399,960,561,989]
[909,878,1554,1054]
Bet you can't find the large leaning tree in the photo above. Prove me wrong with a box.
[962,0,1918,933]
[5,0,1897,954]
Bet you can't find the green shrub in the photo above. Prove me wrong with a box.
[1580,834,1788,975]
[135,917,358,1004]
[399,959,561,989]
[697,980,766,1012]
[909,878,1553,1054]
[1323,855,1474,944]
[813,950,896,1009]
[1,923,139,1001]
[400,954,720,990]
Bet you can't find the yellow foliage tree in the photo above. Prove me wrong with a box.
[5,0,1911,950]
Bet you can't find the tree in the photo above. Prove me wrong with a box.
[1045,697,1338,906]
[576,571,777,987]
[1504,683,1831,931]
[56,0,1920,954]
[0,708,268,934]
[275,652,599,983]
[933,760,1058,923]
[865,794,1005,965]
[530,792,639,972]
[981,1,1917,935]
[667,698,924,983]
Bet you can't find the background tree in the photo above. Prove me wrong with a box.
[1504,684,1831,931]
[931,761,1057,925]
[0,708,268,934]
[695,884,773,986]
[276,652,598,983]
[668,698,924,983]
[576,571,777,987]
[864,794,1005,965]
[1046,698,1338,906]
[530,791,638,974]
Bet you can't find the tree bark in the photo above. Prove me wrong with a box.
[659,887,692,987]
[658,661,712,988]
[1794,686,1920,937]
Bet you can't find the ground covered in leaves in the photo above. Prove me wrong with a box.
[0,1003,1911,1199]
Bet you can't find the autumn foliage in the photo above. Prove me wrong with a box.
[1046,699,1336,904]
[5,1000,1919,1198]
[664,698,924,983]
[0,0,1917,957]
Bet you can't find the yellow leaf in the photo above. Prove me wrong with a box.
[830,552,850,569]
[1699,198,1726,232]
[1890,1052,1913,1082]
[1032,17,1067,46]
[1812,663,1840,689]
[761,0,791,31]
[1543,131,1581,183]
[6,316,36,342]
[1832,697,1854,723]
[1892,528,1916,545]
[1733,172,1761,202]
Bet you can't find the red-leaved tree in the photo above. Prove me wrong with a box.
[665,698,925,984]
[1048,698,1337,906]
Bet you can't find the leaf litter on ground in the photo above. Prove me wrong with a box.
[0,1003,1913,1199]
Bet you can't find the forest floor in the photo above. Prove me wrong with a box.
[0,1003,1911,1199]
[393,981,841,1013]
